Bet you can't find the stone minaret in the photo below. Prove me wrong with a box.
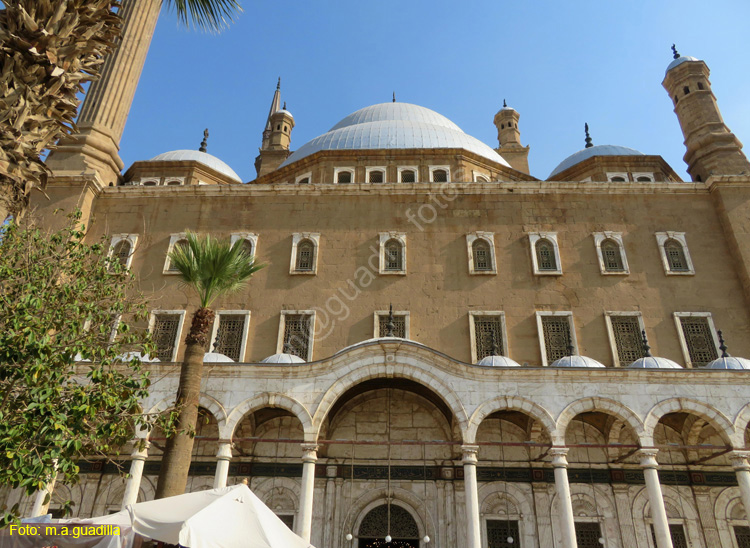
[45,0,162,186]
[662,47,750,182]
[494,100,530,175]
[254,80,295,177]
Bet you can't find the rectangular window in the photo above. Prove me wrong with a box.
[575,522,603,548]
[378,313,407,338]
[283,314,312,360]
[735,525,750,548]
[152,313,182,361]
[213,314,247,361]
[486,520,519,548]
[473,316,504,359]
[609,315,645,366]
[651,524,688,548]
[539,314,574,365]
[678,315,718,366]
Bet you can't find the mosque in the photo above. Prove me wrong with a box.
[4,1,750,547]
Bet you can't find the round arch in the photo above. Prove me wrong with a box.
[734,403,750,445]
[312,363,468,439]
[465,396,556,444]
[556,397,645,446]
[146,393,228,437]
[225,392,314,441]
[642,398,735,447]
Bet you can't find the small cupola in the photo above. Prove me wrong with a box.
[705,331,750,370]
[628,331,682,369]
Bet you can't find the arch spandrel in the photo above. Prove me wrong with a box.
[643,397,736,447]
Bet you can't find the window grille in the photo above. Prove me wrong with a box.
[610,316,645,365]
[487,520,519,548]
[358,505,419,539]
[385,239,403,271]
[536,239,557,270]
[601,239,624,271]
[337,171,352,184]
[153,314,181,361]
[400,170,416,183]
[168,239,188,271]
[665,239,689,271]
[541,315,572,363]
[734,525,750,548]
[474,316,504,358]
[651,524,688,548]
[296,240,314,271]
[111,240,132,269]
[378,314,406,338]
[473,240,492,271]
[214,314,246,361]
[679,316,718,366]
[432,169,448,182]
[283,314,311,359]
[575,522,603,548]
[369,170,384,183]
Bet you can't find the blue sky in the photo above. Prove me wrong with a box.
[119,0,750,181]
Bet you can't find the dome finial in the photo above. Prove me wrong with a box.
[567,343,575,357]
[584,123,593,149]
[718,330,729,358]
[671,44,680,60]
[283,101,287,110]
[386,304,395,337]
[277,77,281,90]
[491,339,500,356]
[641,330,652,358]
[393,91,396,103]
[503,99,507,108]
[199,128,208,152]
[283,341,293,354]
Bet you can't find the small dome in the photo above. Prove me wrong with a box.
[666,56,700,74]
[276,109,294,119]
[203,352,233,363]
[112,351,159,363]
[260,352,305,364]
[628,356,682,369]
[550,355,606,368]
[149,150,242,182]
[549,144,645,178]
[705,356,750,370]
[477,355,522,367]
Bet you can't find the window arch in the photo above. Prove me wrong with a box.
[593,232,629,275]
[473,239,492,271]
[335,169,353,184]
[601,238,624,272]
[368,169,385,183]
[431,168,448,183]
[399,168,417,183]
[296,239,315,271]
[230,232,258,261]
[164,235,189,273]
[535,239,557,271]
[664,239,688,271]
[166,180,182,186]
[112,240,132,269]
[656,232,694,275]
[142,180,158,186]
[385,239,403,271]
[290,233,320,275]
[168,239,188,271]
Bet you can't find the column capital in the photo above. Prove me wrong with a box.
[731,450,750,471]
[131,440,150,460]
[461,444,479,464]
[216,442,233,460]
[637,448,660,469]
[301,443,319,462]
[549,447,569,468]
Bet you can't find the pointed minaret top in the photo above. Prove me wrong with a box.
[199,128,208,152]
[503,99,507,108]
[584,123,594,148]
[277,77,281,90]
[393,92,396,103]
[671,44,680,60]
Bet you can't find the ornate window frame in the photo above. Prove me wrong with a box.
[673,312,719,368]
[164,177,185,186]
[604,311,645,367]
[373,310,410,339]
[593,232,629,275]
[528,232,562,275]
[535,311,577,367]
[334,167,355,184]
[398,166,419,183]
[276,310,316,361]
[163,232,188,274]
[209,310,251,362]
[656,231,695,275]
[378,232,407,275]
[366,167,387,184]
[472,170,490,183]
[148,309,186,362]
[429,165,451,183]
[466,232,497,275]
[290,233,320,275]
[108,234,138,270]
[295,172,312,184]
[633,172,655,182]
[468,311,508,363]
[230,232,259,258]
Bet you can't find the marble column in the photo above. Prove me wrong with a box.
[550,448,577,548]
[213,441,233,489]
[461,445,482,548]
[639,449,673,548]
[296,444,318,542]
[30,474,58,518]
[322,466,337,547]
[121,442,149,509]
[731,451,750,520]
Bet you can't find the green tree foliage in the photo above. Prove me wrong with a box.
[0,210,153,523]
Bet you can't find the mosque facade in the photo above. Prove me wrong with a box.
[5,3,750,548]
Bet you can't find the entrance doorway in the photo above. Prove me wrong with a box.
[357,504,421,548]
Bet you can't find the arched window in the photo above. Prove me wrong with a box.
[472,239,492,271]
[535,239,557,271]
[432,169,448,183]
[610,176,627,182]
[368,170,384,183]
[384,239,403,271]
[474,174,490,183]
[664,238,688,271]
[601,238,624,272]
[168,239,189,272]
[240,238,254,258]
[111,240,132,270]
[296,239,315,271]
[336,170,352,184]
[166,180,182,186]
[298,177,310,185]
[358,504,419,543]
[142,181,157,186]
[400,169,416,183]
[636,176,652,182]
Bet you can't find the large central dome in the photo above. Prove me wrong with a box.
[280,102,510,168]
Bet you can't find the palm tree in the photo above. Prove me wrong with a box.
[0,0,242,223]
[155,231,263,499]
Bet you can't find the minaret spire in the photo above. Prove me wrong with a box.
[671,44,680,59]
[199,129,208,153]
[584,123,594,148]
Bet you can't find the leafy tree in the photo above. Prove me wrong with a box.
[0,210,153,523]
[155,232,263,499]
[0,0,242,223]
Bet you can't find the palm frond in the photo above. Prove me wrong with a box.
[167,231,265,308]
[164,0,243,32]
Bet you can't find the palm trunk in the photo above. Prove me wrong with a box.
[155,307,214,499]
